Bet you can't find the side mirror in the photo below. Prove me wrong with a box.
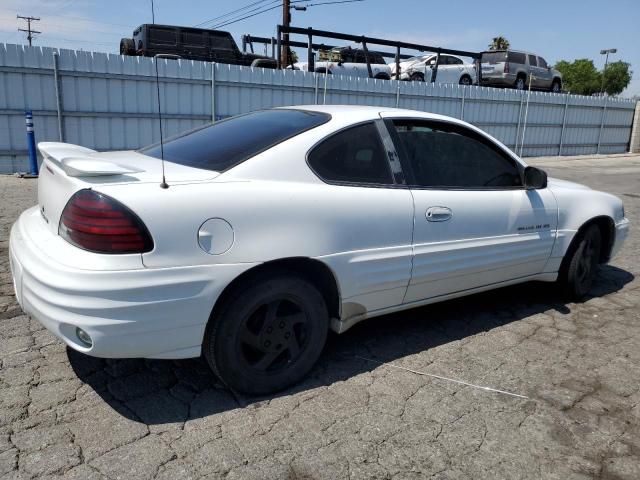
[523,166,547,189]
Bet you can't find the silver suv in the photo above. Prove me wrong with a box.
[480,50,562,93]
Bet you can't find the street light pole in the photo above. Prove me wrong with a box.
[599,48,617,96]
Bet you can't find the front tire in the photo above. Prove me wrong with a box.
[551,79,561,93]
[410,72,424,82]
[559,225,602,300]
[204,274,329,395]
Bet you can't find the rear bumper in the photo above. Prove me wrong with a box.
[480,72,516,86]
[9,207,255,359]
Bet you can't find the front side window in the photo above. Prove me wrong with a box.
[140,109,330,172]
[308,123,393,185]
[527,54,538,67]
[210,34,235,50]
[391,120,522,189]
[537,57,548,68]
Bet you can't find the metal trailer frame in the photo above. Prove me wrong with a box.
[241,33,415,70]
[272,25,482,83]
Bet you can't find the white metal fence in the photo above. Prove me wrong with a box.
[1,43,637,174]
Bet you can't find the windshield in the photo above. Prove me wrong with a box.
[140,109,330,172]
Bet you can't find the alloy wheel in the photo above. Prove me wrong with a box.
[236,297,309,373]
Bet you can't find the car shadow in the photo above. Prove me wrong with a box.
[67,265,634,425]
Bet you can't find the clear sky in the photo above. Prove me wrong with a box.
[2,0,639,96]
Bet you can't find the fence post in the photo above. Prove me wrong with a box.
[52,51,64,142]
[514,94,524,154]
[630,101,640,153]
[558,93,570,156]
[596,96,608,154]
[395,80,401,107]
[459,85,466,120]
[211,63,216,122]
[314,73,319,105]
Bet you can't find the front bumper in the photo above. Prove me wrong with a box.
[9,207,255,359]
[610,217,630,260]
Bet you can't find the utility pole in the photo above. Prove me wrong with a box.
[17,15,41,47]
[282,0,291,68]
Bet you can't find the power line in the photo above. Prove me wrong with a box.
[211,3,283,30]
[210,0,366,30]
[17,15,41,47]
[195,0,274,28]
[292,0,364,6]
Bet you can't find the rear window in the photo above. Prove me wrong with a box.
[139,109,330,172]
[482,51,507,64]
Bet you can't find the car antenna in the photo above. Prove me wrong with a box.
[150,0,170,189]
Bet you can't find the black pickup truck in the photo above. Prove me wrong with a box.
[120,24,270,65]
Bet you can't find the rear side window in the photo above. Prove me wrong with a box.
[183,31,205,46]
[308,123,393,185]
[149,28,177,45]
[140,109,330,172]
[509,52,526,64]
[392,120,522,189]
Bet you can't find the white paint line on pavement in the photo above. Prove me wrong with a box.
[356,356,530,400]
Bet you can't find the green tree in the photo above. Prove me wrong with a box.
[602,61,632,96]
[554,59,602,95]
[488,36,510,50]
[554,58,632,96]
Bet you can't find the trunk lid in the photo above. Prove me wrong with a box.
[37,142,219,235]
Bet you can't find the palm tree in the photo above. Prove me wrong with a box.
[488,36,510,50]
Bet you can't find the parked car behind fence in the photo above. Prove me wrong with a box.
[294,47,392,80]
[480,50,562,92]
[391,54,476,85]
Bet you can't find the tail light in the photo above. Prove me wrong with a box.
[59,189,153,254]
[504,61,510,74]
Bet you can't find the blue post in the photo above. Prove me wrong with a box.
[25,111,38,176]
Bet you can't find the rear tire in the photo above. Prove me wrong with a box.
[203,274,329,395]
[515,75,526,90]
[459,74,472,86]
[559,225,602,300]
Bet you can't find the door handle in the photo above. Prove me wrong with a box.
[426,206,452,222]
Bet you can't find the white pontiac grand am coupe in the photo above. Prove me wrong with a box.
[9,106,629,394]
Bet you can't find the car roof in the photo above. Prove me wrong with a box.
[279,105,468,125]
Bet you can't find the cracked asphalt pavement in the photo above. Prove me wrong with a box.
[1,153,639,479]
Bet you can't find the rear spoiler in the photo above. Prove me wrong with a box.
[38,142,144,177]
